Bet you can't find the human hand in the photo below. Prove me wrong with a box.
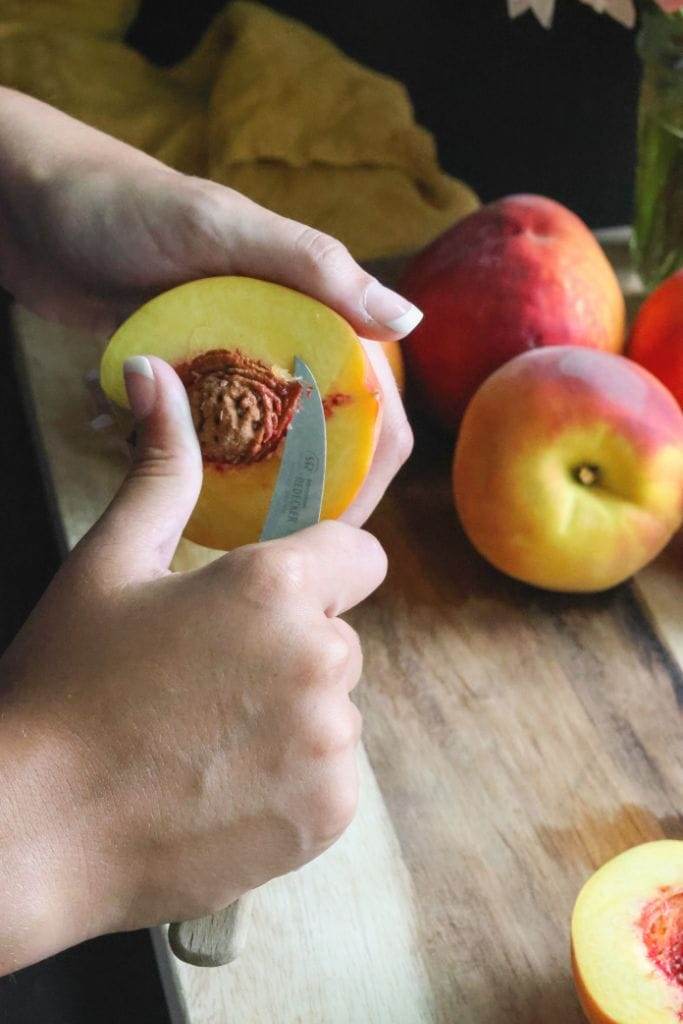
[0,88,416,522]
[0,356,387,973]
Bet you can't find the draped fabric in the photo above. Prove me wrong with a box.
[0,0,478,259]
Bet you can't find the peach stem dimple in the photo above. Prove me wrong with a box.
[573,464,600,487]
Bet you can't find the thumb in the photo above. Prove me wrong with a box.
[84,355,202,580]
[197,189,423,341]
[246,215,424,341]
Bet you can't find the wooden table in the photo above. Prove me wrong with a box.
[12,229,683,1024]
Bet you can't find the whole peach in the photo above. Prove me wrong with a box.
[629,269,683,407]
[453,346,683,592]
[400,195,626,430]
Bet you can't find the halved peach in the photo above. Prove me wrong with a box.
[383,340,405,393]
[572,840,683,1023]
[101,277,382,550]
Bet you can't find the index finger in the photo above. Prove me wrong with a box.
[341,338,414,527]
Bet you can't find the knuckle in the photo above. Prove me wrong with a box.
[184,174,246,210]
[339,620,362,661]
[243,546,308,605]
[179,178,225,232]
[334,621,363,677]
[318,633,352,680]
[182,173,222,200]
[314,520,367,562]
[363,527,386,557]
[314,519,349,544]
[306,704,360,759]
[359,530,388,576]
[309,776,359,846]
[395,420,415,467]
[298,628,353,688]
[296,640,340,690]
[176,177,247,254]
[131,444,182,480]
[294,226,349,275]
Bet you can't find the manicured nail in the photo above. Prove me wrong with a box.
[123,356,156,420]
[363,279,424,335]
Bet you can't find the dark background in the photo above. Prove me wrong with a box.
[1,1,639,1021]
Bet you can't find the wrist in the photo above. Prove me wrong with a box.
[0,85,174,302]
[0,694,126,972]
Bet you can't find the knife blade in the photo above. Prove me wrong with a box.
[260,356,327,541]
[168,355,327,968]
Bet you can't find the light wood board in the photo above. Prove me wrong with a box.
[12,229,683,1023]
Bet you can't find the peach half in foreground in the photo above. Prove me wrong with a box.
[101,277,382,550]
[572,841,683,1024]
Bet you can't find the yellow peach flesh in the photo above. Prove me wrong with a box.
[101,277,381,550]
[572,841,683,1024]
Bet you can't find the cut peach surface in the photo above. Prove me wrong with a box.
[101,277,381,550]
[572,841,683,1024]
[383,339,405,393]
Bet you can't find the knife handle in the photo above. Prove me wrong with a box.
[168,892,253,967]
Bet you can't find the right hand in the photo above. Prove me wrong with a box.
[0,357,387,971]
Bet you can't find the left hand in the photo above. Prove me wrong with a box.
[0,88,418,523]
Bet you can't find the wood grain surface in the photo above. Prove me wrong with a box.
[12,230,683,1023]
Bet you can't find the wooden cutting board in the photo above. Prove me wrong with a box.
[12,229,683,1024]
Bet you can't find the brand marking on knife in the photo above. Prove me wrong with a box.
[259,357,326,542]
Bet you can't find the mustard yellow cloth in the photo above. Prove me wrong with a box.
[0,0,478,260]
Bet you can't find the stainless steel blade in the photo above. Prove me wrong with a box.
[260,356,326,541]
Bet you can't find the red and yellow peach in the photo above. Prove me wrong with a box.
[453,346,683,592]
[629,270,683,409]
[400,194,626,430]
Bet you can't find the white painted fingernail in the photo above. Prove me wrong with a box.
[124,356,156,420]
[363,280,424,335]
[123,355,154,380]
[384,303,424,334]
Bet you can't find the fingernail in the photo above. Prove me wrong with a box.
[363,280,423,335]
[123,356,156,420]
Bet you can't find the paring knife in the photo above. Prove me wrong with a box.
[168,355,327,968]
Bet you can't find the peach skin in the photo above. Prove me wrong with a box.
[453,346,683,592]
[400,194,626,430]
[629,270,683,408]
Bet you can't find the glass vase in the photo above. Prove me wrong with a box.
[631,4,683,289]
